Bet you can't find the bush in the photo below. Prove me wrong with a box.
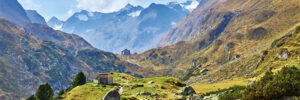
[243,66,300,100]
[26,95,36,100]
[219,85,245,100]
[36,83,54,100]
[72,72,86,88]
[202,85,245,100]
[295,26,300,34]
[55,89,65,99]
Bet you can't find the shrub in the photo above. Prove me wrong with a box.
[202,85,245,99]
[72,72,86,88]
[35,83,54,100]
[219,85,245,100]
[26,95,36,100]
[243,66,300,100]
[295,26,300,34]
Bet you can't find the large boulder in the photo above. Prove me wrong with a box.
[103,90,120,100]
[177,86,196,96]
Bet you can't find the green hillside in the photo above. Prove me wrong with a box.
[60,73,189,100]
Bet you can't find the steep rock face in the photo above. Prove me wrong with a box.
[25,10,47,25]
[0,0,30,24]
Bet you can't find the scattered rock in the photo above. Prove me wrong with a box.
[277,48,289,60]
[148,81,154,84]
[203,94,218,100]
[116,79,121,82]
[103,90,120,100]
[176,86,196,96]
[151,93,159,97]
[131,84,144,89]
[121,76,126,79]
[189,94,202,100]
[140,91,151,95]
[200,68,208,73]
[247,80,254,85]
[93,84,97,87]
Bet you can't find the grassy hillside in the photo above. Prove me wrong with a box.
[122,0,300,79]
[60,73,187,100]
[120,0,300,95]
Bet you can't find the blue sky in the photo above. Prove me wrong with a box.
[18,0,188,21]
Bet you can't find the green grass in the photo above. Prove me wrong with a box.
[60,73,186,100]
[191,78,247,94]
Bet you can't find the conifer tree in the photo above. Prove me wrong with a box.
[35,83,54,100]
[72,72,86,88]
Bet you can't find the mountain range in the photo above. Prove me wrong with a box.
[47,1,199,53]
[0,0,140,99]
[123,0,300,82]
[1,0,300,99]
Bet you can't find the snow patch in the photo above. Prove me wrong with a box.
[88,12,94,16]
[53,24,62,30]
[185,1,199,12]
[128,10,141,17]
[77,14,88,21]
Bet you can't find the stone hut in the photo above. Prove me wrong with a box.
[94,73,113,84]
[121,49,131,55]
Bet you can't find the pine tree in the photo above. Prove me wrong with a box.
[58,89,65,96]
[35,83,54,100]
[72,72,86,88]
[26,95,36,100]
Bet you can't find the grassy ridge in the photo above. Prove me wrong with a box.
[61,73,187,100]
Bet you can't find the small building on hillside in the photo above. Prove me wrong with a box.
[94,73,113,84]
[121,49,131,55]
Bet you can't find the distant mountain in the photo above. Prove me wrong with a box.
[0,18,140,100]
[50,1,196,53]
[25,10,47,25]
[47,16,64,30]
[0,0,30,24]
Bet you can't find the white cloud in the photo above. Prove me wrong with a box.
[184,1,199,11]
[77,14,88,21]
[67,10,74,16]
[127,10,141,17]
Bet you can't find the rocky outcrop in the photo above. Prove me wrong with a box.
[103,90,120,100]
[277,48,289,60]
[177,86,196,96]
